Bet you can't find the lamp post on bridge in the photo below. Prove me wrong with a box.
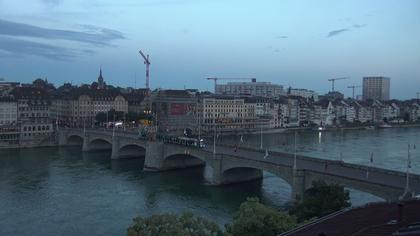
[112,113,115,138]
[83,117,86,136]
[404,144,412,197]
[293,131,297,170]
[213,120,217,157]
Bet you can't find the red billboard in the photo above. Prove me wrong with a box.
[170,103,192,115]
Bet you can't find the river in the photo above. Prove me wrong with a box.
[0,127,419,235]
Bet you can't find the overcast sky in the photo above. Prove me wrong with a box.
[0,0,419,99]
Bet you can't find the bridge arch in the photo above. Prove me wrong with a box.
[220,155,295,186]
[87,138,112,151]
[221,167,264,185]
[302,171,399,201]
[119,143,146,158]
[67,134,84,145]
[162,153,206,170]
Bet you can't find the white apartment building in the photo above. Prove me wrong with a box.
[313,101,335,126]
[52,89,128,127]
[354,101,373,123]
[201,97,262,133]
[215,80,284,98]
[11,87,54,142]
[289,88,319,101]
[285,97,300,127]
[0,99,17,126]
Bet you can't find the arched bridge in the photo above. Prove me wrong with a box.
[58,128,420,202]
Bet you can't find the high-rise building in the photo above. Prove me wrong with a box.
[362,76,390,101]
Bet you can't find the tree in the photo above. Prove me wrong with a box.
[225,197,297,236]
[95,112,107,123]
[107,109,125,121]
[127,212,223,236]
[32,78,47,88]
[126,111,144,123]
[289,181,351,222]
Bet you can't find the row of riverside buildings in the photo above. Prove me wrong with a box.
[153,91,420,136]
[0,72,419,147]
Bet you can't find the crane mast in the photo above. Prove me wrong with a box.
[138,50,151,89]
[347,85,361,99]
[328,77,349,92]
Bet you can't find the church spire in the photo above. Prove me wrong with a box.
[97,67,105,89]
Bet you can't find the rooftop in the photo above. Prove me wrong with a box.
[281,199,420,236]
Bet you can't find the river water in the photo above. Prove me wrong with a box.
[0,127,419,236]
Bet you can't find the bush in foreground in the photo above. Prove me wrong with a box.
[290,180,351,222]
[127,212,223,236]
[225,197,297,236]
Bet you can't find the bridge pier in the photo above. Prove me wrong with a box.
[144,141,165,171]
[82,134,90,152]
[58,131,67,146]
[111,137,120,160]
[291,169,306,202]
[203,155,222,185]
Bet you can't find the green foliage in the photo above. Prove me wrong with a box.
[127,212,223,236]
[126,111,153,122]
[289,180,351,222]
[108,109,125,121]
[225,197,297,236]
[95,112,107,123]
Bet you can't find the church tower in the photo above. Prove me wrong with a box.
[97,68,105,89]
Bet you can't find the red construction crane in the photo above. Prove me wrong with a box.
[206,77,256,92]
[347,85,362,99]
[328,77,349,92]
[138,50,151,89]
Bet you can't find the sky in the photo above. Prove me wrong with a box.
[0,0,419,99]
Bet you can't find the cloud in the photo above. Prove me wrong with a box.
[0,36,89,61]
[353,24,367,28]
[327,28,350,37]
[0,19,125,46]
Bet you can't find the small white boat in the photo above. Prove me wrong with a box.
[365,126,375,130]
[378,124,392,128]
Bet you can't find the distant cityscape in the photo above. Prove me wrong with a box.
[0,70,419,148]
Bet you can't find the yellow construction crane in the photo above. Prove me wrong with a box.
[328,77,349,92]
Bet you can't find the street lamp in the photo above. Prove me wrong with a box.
[213,120,217,157]
[293,131,297,169]
[404,144,412,196]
